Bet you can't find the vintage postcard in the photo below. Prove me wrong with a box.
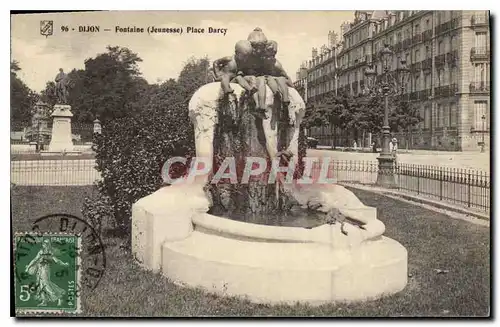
[10,10,490,317]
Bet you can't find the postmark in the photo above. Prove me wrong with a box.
[13,214,107,316]
[14,233,81,314]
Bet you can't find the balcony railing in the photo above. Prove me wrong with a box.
[418,89,432,100]
[471,14,489,26]
[469,81,490,93]
[422,29,432,41]
[393,42,402,53]
[412,33,422,44]
[422,58,432,70]
[446,50,459,66]
[435,54,446,66]
[435,21,452,35]
[434,84,458,98]
[470,47,490,60]
[411,61,422,72]
[402,38,412,49]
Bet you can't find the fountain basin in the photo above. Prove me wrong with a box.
[131,184,408,305]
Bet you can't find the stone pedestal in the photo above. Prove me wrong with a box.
[48,104,74,153]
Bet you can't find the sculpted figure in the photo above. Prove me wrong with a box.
[213,28,294,120]
[54,68,70,104]
[244,28,293,119]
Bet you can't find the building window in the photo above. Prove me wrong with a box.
[426,18,431,29]
[424,73,431,90]
[474,63,490,84]
[443,104,449,127]
[450,102,457,127]
[449,67,458,84]
[437,104,443,127]
[418,106,425,128]
[438,40,444,54]
[415,24,420,35]
[437,69,444,86]
[473,101,488,130]
[475,32,487,50]
[438,11,446,25]
[405,52,411,65]
[414,74,420,91]
[424,106,431,129]
[425,45,431,59]
[450,35,456,51]
[415,49,420,62]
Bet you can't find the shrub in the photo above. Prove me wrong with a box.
[81,194,114,235]
[88,58,209,241]
[92,104,195,238]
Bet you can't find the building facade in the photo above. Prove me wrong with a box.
[298,10,490,151]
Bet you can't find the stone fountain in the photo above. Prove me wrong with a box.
[131,29,407,304]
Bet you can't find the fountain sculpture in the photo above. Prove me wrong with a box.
[131,28,408,304]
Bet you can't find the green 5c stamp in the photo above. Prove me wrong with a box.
[14,233,81,314]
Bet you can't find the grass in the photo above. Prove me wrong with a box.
[11,185,490,317]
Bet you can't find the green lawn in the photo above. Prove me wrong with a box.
[11,186,490,317]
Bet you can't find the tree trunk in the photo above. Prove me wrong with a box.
[206,93,294,223]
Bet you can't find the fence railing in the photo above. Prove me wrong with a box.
[11,160,101,186]
[310,160,490,214]
[10,158,490,214]
[396,163,489,213]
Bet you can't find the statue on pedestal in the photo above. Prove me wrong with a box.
[55,68,70,104]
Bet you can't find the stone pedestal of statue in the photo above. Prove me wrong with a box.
[48,104,75,153]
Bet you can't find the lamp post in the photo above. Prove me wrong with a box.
[364,44,410,188]
[481,114,486,153]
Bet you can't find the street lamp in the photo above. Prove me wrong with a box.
[364,44,410,188]
[480,114,486,153]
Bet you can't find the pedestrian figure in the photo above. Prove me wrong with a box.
[353,140,357,151]
[391,137,398,155]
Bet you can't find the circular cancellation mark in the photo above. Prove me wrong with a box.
[14,213,107,292]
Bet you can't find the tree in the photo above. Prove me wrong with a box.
[11,60,38,128]
[389,97,423,149]
[303,92,353,148]
[87,57,212,244]
[40,81,57,108]
[39,46,148,125]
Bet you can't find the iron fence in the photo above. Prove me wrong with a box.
[396,163,490,213]
[10,158,490,214]
[313,160,490,214]
[11,160,101,186]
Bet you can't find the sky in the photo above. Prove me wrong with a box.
[11,11,354,92]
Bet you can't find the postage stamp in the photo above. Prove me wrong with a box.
[14,233,81,315]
